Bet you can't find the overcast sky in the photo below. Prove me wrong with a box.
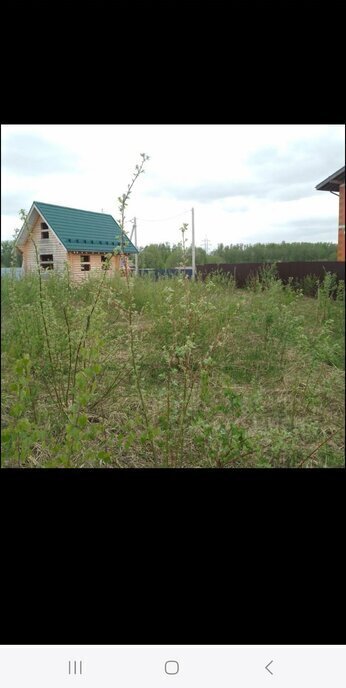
[1,124,344,250]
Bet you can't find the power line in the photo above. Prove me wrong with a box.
[135,209,191,223]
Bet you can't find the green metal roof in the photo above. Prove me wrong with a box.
[34,201,138,254]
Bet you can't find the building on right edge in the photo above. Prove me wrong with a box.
[316,166,345,261]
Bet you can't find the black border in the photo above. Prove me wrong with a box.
[1,0,345,125]
[1,468,345,643]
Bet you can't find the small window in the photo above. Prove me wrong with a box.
[41,222,48,230]
[101,254,109,270]
[41,230,49,239]
[81,255,90,272]
[40,254,54,270]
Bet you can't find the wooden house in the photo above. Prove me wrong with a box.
[15,201,138,280]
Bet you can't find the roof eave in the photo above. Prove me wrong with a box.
[315,166,345,192]
[67,248,138,254]
[15,202,36,247]
[316,180,342,192]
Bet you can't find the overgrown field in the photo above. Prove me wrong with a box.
[1,269,345,468]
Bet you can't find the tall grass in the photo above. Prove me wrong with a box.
[1,270,345,468]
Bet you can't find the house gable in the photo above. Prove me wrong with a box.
[20,210,68,273]
[16,203,68,253]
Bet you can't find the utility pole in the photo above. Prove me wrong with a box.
[191,207,196,280]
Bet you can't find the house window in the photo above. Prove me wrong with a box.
[101,254,110,270]
[40,254,54,270]
[40,222,49,239]
[80,255,91,271]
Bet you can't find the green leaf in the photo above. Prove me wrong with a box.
[97,450,111,462]
[77,414,88,428]
[9,402,24,418]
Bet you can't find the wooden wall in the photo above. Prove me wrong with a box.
[67,252,121,281]
[21,213,67,272]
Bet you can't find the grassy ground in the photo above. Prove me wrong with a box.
[1,269,345,468]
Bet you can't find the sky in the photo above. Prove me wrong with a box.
[1,124,345,250]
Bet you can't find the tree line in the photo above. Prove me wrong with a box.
[1,239,337,269]
[137,241,337,269]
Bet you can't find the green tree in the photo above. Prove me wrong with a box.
[209,242,337,263]
[138,243,172,269]
[1,239,22,267]
[134,241,337,269]
[186,246,207,265]
[165,244,184,268]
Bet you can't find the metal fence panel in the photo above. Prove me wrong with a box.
[1,267,24,279]
[197,261,345,286]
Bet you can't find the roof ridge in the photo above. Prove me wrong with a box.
[34,201,113,218]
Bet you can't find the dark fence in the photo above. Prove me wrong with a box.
[197,261,345,287]
[138,268,193,279]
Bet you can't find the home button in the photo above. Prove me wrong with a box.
[165,660,179,675]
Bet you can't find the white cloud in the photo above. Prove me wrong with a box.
[1,124,344,247]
